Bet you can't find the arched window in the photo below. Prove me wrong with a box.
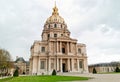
[54,24,57,28]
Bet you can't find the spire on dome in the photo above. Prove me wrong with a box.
[55,1,56,7]
[52,1,59,15]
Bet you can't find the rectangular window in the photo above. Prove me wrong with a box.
[40,61,45,69]
[74,63,77,69]
[51,63,54,69]
[54,24,57,28]
[62,48,65,53]
[54,34,57,37]
[48,34,50,39]
[78,48,81,54]
[79,61,83,68]
[41,47,45,52]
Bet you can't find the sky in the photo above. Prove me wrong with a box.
[0,0,120,64]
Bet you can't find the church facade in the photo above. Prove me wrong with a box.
[29,5,88,75]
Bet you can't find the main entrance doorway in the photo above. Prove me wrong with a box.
[62,63,69,72]
[62,63,66,72]
[62,59,68,72]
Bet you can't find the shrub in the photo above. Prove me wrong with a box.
[115,67,120,72]
[93,67,97,74]
[13,69,19,77]
[52,69,56,75]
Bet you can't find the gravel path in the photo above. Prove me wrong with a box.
[59,73,120,82]
[1,73,120,82]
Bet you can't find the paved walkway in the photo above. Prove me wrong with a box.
[59,73,120,82]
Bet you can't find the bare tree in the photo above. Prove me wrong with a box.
[0,48,13,76]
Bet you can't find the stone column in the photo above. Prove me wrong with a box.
[67,58,70,72]
[75,43,77,55]
[71,58,74,72]
[57,41,59,53]
[60,42,62,53]
[54,59,56,69]
[49,42,51,54]
[54,42,56,55]
[48,58,51,73]
[77,59,79,72]
[38,57,40,73]
[83,58,88,73]
[60,58,63,72]
[46,58,47,71]
[67,42,69,54]
[32,56,38,74]
[70,42,73,52]
[37,57,38,73]
[57,58,59,71]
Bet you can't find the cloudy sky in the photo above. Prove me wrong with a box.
[0,0,120,64]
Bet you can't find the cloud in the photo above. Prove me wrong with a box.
[0,0,120,64]
[78,23,120,64]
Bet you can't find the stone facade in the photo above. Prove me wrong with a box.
[29,4,88,75]
[89,62,120,73]
[14,57,29,75]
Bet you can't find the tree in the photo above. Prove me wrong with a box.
[52,69,56,75]
[93,67,97,74]
[115,67,120,72]
[0,48,13,76]
[13,69,19,77]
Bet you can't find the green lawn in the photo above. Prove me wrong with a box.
[0,75,89,82]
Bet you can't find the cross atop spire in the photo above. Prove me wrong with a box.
[52,1,59,15]
[55,0,56,7]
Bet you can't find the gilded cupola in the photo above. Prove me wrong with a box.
[42,3,70,41]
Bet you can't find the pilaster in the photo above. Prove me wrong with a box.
[60,42,62,53]
[83,58,88,73]
[60,58,63,72]
[57,58,59,71]
[67,58,70,71]
[57,41,59,53]
[38,57,40,73]
[71,58,74,72]
[77,59,79,71]
[48,58,51,72]
[67,42,69,54]
[32,56,38,74]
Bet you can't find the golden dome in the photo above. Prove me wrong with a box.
[46,5,65,24]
